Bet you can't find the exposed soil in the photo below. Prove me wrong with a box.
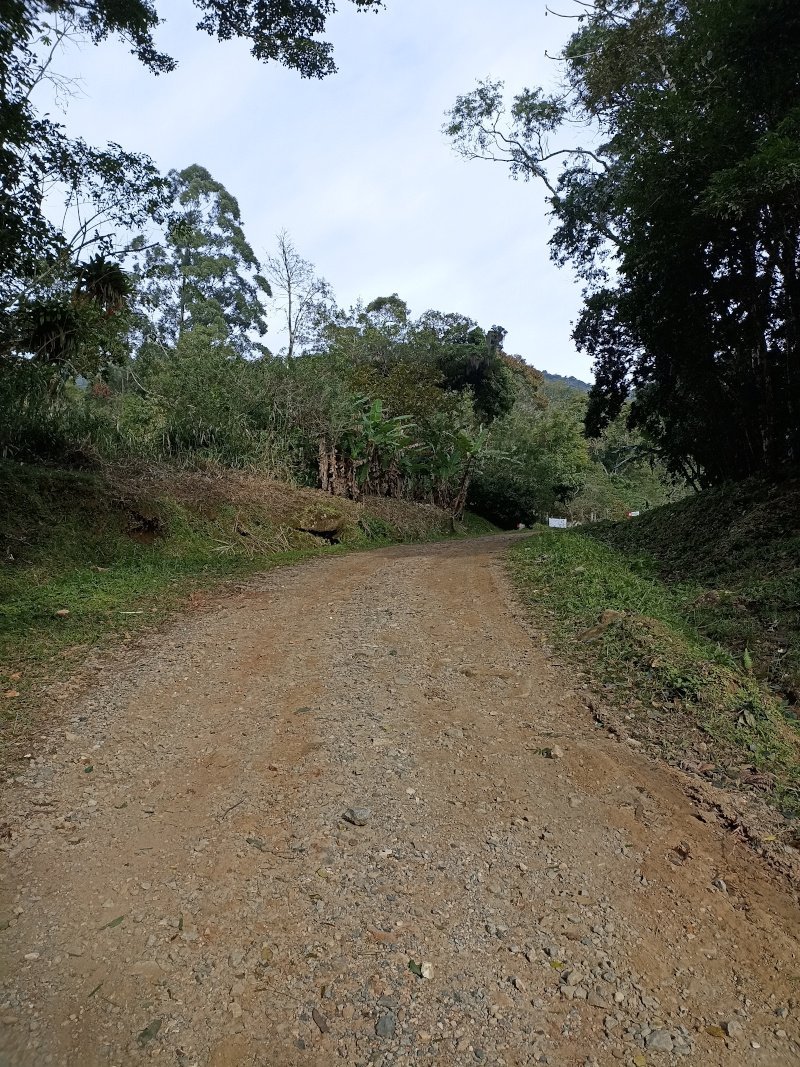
[1,536,799,1067]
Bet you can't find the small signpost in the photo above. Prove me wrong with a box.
[548,518,568,529]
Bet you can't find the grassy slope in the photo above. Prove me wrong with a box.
[509,482,800,820]
[0,462,495,740]
[585,478,800,702]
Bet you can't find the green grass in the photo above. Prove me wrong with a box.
[2,537,315,679]
[509,529,800,819]
[584,477,800,704]
[0,461,496,749]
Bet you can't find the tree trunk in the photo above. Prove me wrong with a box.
[451,457,476,521]
[318,437,330,492]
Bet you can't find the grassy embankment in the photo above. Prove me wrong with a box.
[509,479,800,820]
[0,461,494,741]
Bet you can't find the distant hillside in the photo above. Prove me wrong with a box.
[539,370,592,394]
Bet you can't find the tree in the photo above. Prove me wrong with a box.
[132,165,270,356]
[0,255,136,383]
[315,299,516,423]
[416,312,515,422]
[0,4,169,361]
[1,1,385,356]
[469,380,589,527]
[1,4,170,311]
[446,0,800,483]
[308,296,518,511]
[263,231,332,357]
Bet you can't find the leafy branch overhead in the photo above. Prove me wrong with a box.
[0,0,388,355]
[10,1,386,79]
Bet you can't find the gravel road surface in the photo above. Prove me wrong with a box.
[1,536,798,1066]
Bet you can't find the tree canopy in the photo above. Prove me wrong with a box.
[0,0,386,351]
[132,165,271,356]
[446,0,800,484]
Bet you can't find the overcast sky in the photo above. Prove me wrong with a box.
[43,0,592,380]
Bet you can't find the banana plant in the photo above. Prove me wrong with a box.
[418,414,490,515]
[335,397,419,496]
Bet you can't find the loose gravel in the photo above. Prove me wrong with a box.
[1,536,799,1066]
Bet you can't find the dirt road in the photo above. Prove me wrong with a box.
[1,536,798,1067]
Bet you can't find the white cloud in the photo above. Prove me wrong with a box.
[40,0,593,379]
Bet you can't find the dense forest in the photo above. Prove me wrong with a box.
[0,161,678,525]
[448,0,800,486]
[1,0,797,528]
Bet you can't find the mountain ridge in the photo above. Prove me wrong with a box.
[538,369,592,393]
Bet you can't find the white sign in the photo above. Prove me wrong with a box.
[548,517,568,529]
